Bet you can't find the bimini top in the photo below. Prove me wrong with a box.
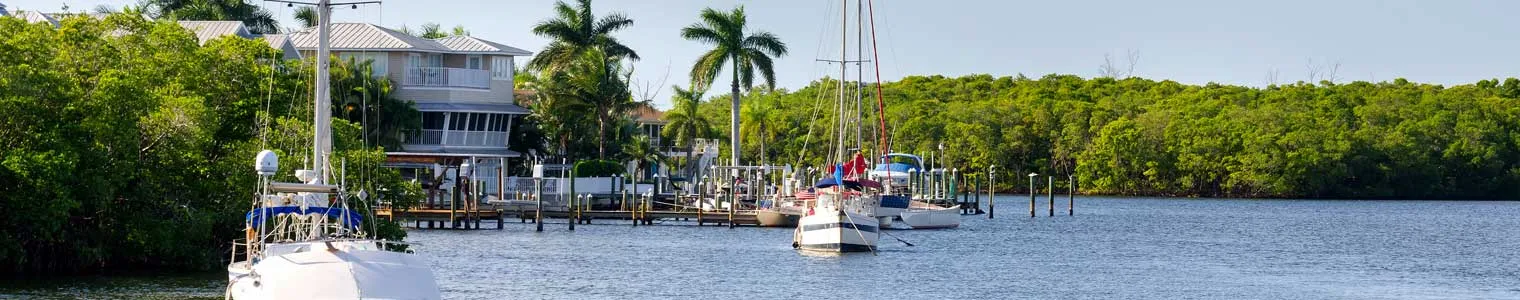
[874,153,925,172]
[246,206,363,229]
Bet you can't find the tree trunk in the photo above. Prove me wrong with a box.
[759,123,767,167]
[597,113,606,159]
[729,79,741,168]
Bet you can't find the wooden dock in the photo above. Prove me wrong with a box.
[498,209,763,226]
[377,206,766,229]
[376,208,506,229]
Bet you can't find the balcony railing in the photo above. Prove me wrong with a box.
[403,67,490,89]
[406,129,507,147]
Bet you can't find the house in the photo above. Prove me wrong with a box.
[2,6,59,27]
[177,20,302,60]
[286,23,533,199]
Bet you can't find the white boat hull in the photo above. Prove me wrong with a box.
[228,240,441,300]
[899,205,962,229]
[795,209,878,252]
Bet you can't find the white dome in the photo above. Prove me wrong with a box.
[255,150,279,176]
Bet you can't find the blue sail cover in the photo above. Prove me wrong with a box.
[880,195,910,209]
[246,206,363,229]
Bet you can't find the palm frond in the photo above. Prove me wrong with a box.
[689,48,729,91]
[742,31,788,57]
[746,48,778,90]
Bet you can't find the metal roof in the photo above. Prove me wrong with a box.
[10,10,57,27]
[288,23,531,56]
[288,23,452,52]
[259,33,303,60]
[435,36,533,56]
[177,21,254,45]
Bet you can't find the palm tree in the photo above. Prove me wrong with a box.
[527,0,639,72]
[532,70,594,156]
[561,50,640,159]
[740,92,777,167]
[142,0,279,34]
[661,85,715,177]
[293,6,316,28]
[417,23,446,39]
[621,135,663,182]
[681,6,787,167]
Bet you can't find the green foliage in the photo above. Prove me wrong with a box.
[142,0,279,33]
[707,75,1520,199]
[573,159,625,177]
[0,13,418,275]
[682,5,788,166]
[527,0,639,72]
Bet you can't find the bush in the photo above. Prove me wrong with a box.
[574,159,625,177]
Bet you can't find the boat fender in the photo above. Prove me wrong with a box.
[244,227,255,242]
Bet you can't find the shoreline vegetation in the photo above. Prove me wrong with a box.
[3,0,1518,277]
[713,75,1520,200]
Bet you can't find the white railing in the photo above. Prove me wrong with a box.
[403,67,490,89]
[407,130,506,147]
[406,129,444,145]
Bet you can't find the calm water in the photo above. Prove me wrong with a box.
[6,196,1519,299]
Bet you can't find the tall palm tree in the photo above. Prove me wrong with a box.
[681,6,787,167]
[530,65,590,157]
[527,0,639,72]
[661,85,715,176]
[740,92,777,167]
[544,49,636,159]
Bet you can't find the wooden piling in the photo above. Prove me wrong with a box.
[987,168,996,219]
[1047,176,1055,217]
[728,177,736,229]
[534,177,543,232]
[1028,174,1036,218]
[1069,175,1075,216]
[973,176,981,214]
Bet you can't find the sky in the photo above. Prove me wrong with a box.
[9,0,1520,108]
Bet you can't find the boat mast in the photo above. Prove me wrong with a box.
[313,0,333,184]
[855,0,865,172]
[835,0,848,166]
[866,0,889,166]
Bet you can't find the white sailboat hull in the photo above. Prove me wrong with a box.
[228,240,441,300]
[795,209,878,252]
[899,205,962,229]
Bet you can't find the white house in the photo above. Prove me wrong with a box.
[286,23,533,199]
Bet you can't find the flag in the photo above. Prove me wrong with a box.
[842,152,868,178]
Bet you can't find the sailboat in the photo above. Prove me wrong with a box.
[871,153,961,229]
[226,1,442,299]
[792,0,887,253]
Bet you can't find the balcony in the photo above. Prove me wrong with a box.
[407,129,508,148]
[403,67,490,89]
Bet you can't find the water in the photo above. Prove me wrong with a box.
[5,196,1519,299]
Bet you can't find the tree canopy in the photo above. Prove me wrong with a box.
[695,75,1520,199]
[0,13,417,275]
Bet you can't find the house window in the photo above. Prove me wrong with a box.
[491,56,513,80]
[470,113,488,131]
[449,112,469,131]
[338,52,388,77]
[422,112,445,130]
[426,54,443,68]
[467,55,483,69]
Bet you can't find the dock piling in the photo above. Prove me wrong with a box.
[987,167,996,219]
[1048,175,1055,217]
[1028,172,1037,218]
[1069,175,1075,216]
